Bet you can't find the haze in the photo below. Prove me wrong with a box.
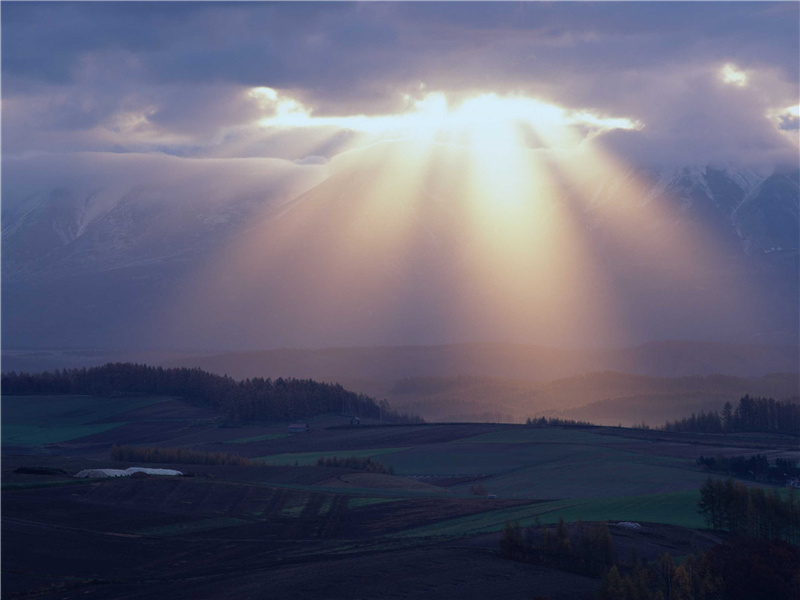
[2,2,798,354]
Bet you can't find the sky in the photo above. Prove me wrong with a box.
[1,2,799,352]
[3,1,798,167]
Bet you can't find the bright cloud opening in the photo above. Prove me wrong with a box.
[720,63,748,87]
[250,88,640,143]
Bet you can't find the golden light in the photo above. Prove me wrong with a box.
[250,88,639,142]
[720,63,748,87]
[206,87,647,344]
[163,86,751,350]
[771,104,800,123]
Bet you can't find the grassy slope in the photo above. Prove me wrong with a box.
[367,428,707,498]
[2,395,171,445]
[393,491,704,537]
[5,394,786,534]
[242,425,767,532]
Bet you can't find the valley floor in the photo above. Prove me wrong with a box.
[2,398,796,599]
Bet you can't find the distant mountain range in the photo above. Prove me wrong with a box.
[159,342,798,425]
[161,341,800,383]
[2,146,798,350]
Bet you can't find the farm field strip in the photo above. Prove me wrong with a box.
[456,427,636,445]
[1,423,126,445]
[136,516,250,536]
[391,491,704,537]
[379,441,688,482]
[256,446,411,465]
[468,455,708,499]
[1,478,101,492]
[2,395,172,426]
[2,395,174,445]
[248,480,454,498]
[527,492,706,529]
[224,433,291,444]
[346,496,404,509]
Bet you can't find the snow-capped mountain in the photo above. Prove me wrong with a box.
[2,153,328,282]
[2,147,797,350]
[647,164,798,256]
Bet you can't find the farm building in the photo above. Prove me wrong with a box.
[288,423,310,433]
[350,417,361,426]
[74,467,183,478]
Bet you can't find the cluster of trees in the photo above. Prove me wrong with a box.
[2,363,422,424]
[499,513,800,600]
[600,552,695,600]
[599,538,799,600]
[697,454,799,484]
[663,395,800,434]
[524,416,594,428]
[498,518,616,577]
[315,456,393,474]
[111,444,254,466]
[698,477,800,543]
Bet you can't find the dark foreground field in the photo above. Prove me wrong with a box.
[3,395,797,599]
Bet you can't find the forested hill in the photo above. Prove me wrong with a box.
[662,395,800,435]
[1,363,422,424]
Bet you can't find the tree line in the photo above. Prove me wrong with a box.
[524,416,595,428]
[662,395,799,434]
[599,538,799,600]
[698,476,800,544]
[1,363,422,424]
[498,518,616,577]
[499,516,799,600]
[111,444,254,466]
[315,456,393,474]
[696,454,799,485]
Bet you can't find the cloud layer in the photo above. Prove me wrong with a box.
[3,2,798,166]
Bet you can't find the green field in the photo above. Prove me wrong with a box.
[346,496,404,509]
[137,516,248,536]
[394,491,704,538]
[2,395,171,445]
[4,394,784,537]
[1,423,125,445]
[460,449,704,499]
[373,439,703,499]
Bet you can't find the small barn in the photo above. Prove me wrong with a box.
[350,417,361,426]
[288,423,310,433]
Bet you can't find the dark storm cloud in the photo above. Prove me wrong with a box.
[2,2,798,164]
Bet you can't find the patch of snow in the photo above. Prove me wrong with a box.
[74,467,183,478]
[615,521,642,529]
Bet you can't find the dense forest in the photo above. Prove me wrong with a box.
[662,395,800,434]
[1,363,422,424]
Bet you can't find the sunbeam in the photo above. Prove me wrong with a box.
[157,88,784,349]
